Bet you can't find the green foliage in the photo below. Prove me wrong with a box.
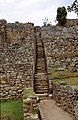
[42,17,52,26]
[1,100,24,120]
[67,0,78,16]
[56,6,67,26]
[23,88,36,99]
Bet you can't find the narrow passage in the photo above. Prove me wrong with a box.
[38,99,73,120]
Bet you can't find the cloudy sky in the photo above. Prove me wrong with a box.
[0,0,77,26]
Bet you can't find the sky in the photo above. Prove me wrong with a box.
[0,0,77,26]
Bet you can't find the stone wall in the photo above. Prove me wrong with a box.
[0,19,78,99]
[23,88,40,120]
[65,19,78,26]
[56,19,78,26]
[52,83,78,120]
[0,20,35,99]
[41,25,78,73]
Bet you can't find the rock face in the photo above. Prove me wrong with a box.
[0,19,78,99]
[34,26,49,94]
[52,83,78,120]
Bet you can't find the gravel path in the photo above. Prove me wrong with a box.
[38,99,73,120]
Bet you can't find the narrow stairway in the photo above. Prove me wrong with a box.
[34,26,49,95]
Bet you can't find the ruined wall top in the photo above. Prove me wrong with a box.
[66,19,78,26]
[0,19,78,28]
[56,19,78,26]
[0,19,7,24]
[0,19,34,28]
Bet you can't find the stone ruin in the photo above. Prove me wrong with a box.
[0,19,78,100]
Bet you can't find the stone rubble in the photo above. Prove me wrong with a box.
[52,83,78,120]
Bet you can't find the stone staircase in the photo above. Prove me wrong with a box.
[34,26,49,96]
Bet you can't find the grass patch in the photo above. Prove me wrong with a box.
[50,69,78,78]
[29,107,38,114]
[1,100,24,120]
[49,69,78,86]
[23,88,36,99]
[53,77,78,86]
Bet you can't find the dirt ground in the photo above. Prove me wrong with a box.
[38,99,73,120]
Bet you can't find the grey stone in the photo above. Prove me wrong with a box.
[75,101,78,120]
[69,67,77,72]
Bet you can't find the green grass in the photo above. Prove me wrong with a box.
[29,107,38,114]
[49,69,78,86]
[23,88,36,99]
[1,89,36,120]
[1,100,24,120]
[53,77,78,86]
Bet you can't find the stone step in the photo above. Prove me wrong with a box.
[34,84,49,87]
[36,68,45,71]
[37,45,44,49]
[36,59,46,62]
[34,82,48,86]
[36,58,46,62]
[37,51,44,55]
[34,88,49,91]
[34,89,49,94]
[34,78,48,82]
[35,76,47,79]
[36,67,46,71]
[36,62,46,66]
[35,91,49,94]
[35,89,49,93]
[34,85,49,89]
[34,76,48,81]
[34,81,48,85]
[36,69,46,73]
[36,38,42,42]
[34,84,49,88]
[34,74,48,80]
[37,43,43,46]
[36,42,43,45]
[37,50,44,54]
[35,93,49,100]
[34,87,49,91]
[35,72,47,75]
[36,61,46,65]
[34,84,48,87]
[37,53,45,59]
[36,61,46,66]
[34,86,49,90]
[35,72,48,75]
[34,79,48,83]
[37,50,44,53]
[34,86,48,89]
[36,65,46,68]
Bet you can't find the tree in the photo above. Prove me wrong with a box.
[67,0,78,18]
[56,6,67,26]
